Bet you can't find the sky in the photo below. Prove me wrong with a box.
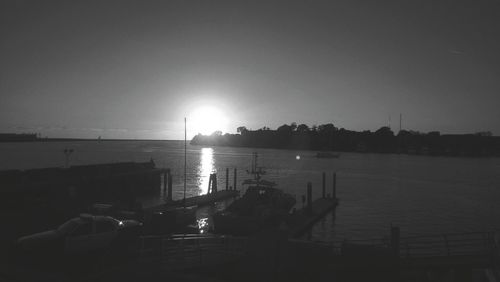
[1,0,500,139]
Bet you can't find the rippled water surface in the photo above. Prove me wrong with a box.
[2,140,499,240]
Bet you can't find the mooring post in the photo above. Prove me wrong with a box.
[207,174,212,194]
[307,182,312,215]
[167,169,172,201]
[233,168,237,191]
[226,168,229,191]
[322,172,326,199]
[391,226,400,257]
[332,172,337,200]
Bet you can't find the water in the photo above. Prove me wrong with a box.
[1,140,500,241]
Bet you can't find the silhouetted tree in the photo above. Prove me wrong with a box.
[190,122,499,157]
[296,124,310,133]
[277,124,293,134]
[237,126,248,134]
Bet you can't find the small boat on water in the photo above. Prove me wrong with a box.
[213,153,296,235]
[315,151,340,158]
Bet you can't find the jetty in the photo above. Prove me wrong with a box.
[148,169,240,211]
[287,172,339,238]
[0,160,166,210]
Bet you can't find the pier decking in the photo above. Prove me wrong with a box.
[145,190,240,213]
[288,197,338,238]
[287,172,339,238]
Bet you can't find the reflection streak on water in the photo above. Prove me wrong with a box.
[198,147,215,195]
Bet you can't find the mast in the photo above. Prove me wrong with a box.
[183,117,187,208]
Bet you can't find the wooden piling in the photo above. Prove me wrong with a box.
[226,168,229,191]
[208,173,218,194]
[208,174,213,194]
[307,182,312,215]
[233,168,237,191]
[322,172,326,199]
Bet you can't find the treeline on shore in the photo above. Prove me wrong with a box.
[191,123,500,157]
[0,133,38,142]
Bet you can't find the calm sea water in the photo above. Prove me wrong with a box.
[1,140,500,241]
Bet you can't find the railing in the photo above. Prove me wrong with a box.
[306,231,498,260]
[329,231,498,260]
[136,231,499,270]
[138,234,249,270]
[400,231,498,258]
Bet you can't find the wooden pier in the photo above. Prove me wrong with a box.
[147,190,240,212]
[287,172,339,238]
[287,197,338,238]
[151,171,240,211]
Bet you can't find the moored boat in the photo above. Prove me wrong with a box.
[213,153,295,235]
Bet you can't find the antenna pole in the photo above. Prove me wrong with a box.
[183,117,187,208]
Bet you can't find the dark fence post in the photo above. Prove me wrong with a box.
[444,234,450,256]
[322,172,326,199]
[226,168,229,191]
[233,168,237,191]
[391,226,400,257]
[332,172,337,199]
[212,173,218,193]
[307,182,312,215]
[162,170,166,193]
[167,169,172,201]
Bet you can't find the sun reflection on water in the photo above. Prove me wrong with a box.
[198,147,215,195]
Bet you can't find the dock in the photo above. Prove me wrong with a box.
[168,190,240,208]
[288,197,338,238]
[146,190,240,213]
[287,172,339,238]
[150,171,240,211]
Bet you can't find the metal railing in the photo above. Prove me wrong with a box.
[138,234,249,270]
[400,231,498,258]
[136,230,499,270]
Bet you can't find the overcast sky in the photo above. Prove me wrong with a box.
[1,0,499,139]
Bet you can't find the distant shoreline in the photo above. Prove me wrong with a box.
[190,124,500,157]
[0,138,180,142]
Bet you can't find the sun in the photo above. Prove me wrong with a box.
[189,106,229,136]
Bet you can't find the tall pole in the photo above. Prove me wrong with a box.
[183,117,187,208]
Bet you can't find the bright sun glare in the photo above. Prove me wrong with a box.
[189,106,229,136]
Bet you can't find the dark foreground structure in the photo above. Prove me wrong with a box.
[5,228,499,282]
[1,162,499,281]
[0,161,166,272]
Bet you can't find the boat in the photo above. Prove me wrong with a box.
[213,153,296,235]
[315,151,340,158]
